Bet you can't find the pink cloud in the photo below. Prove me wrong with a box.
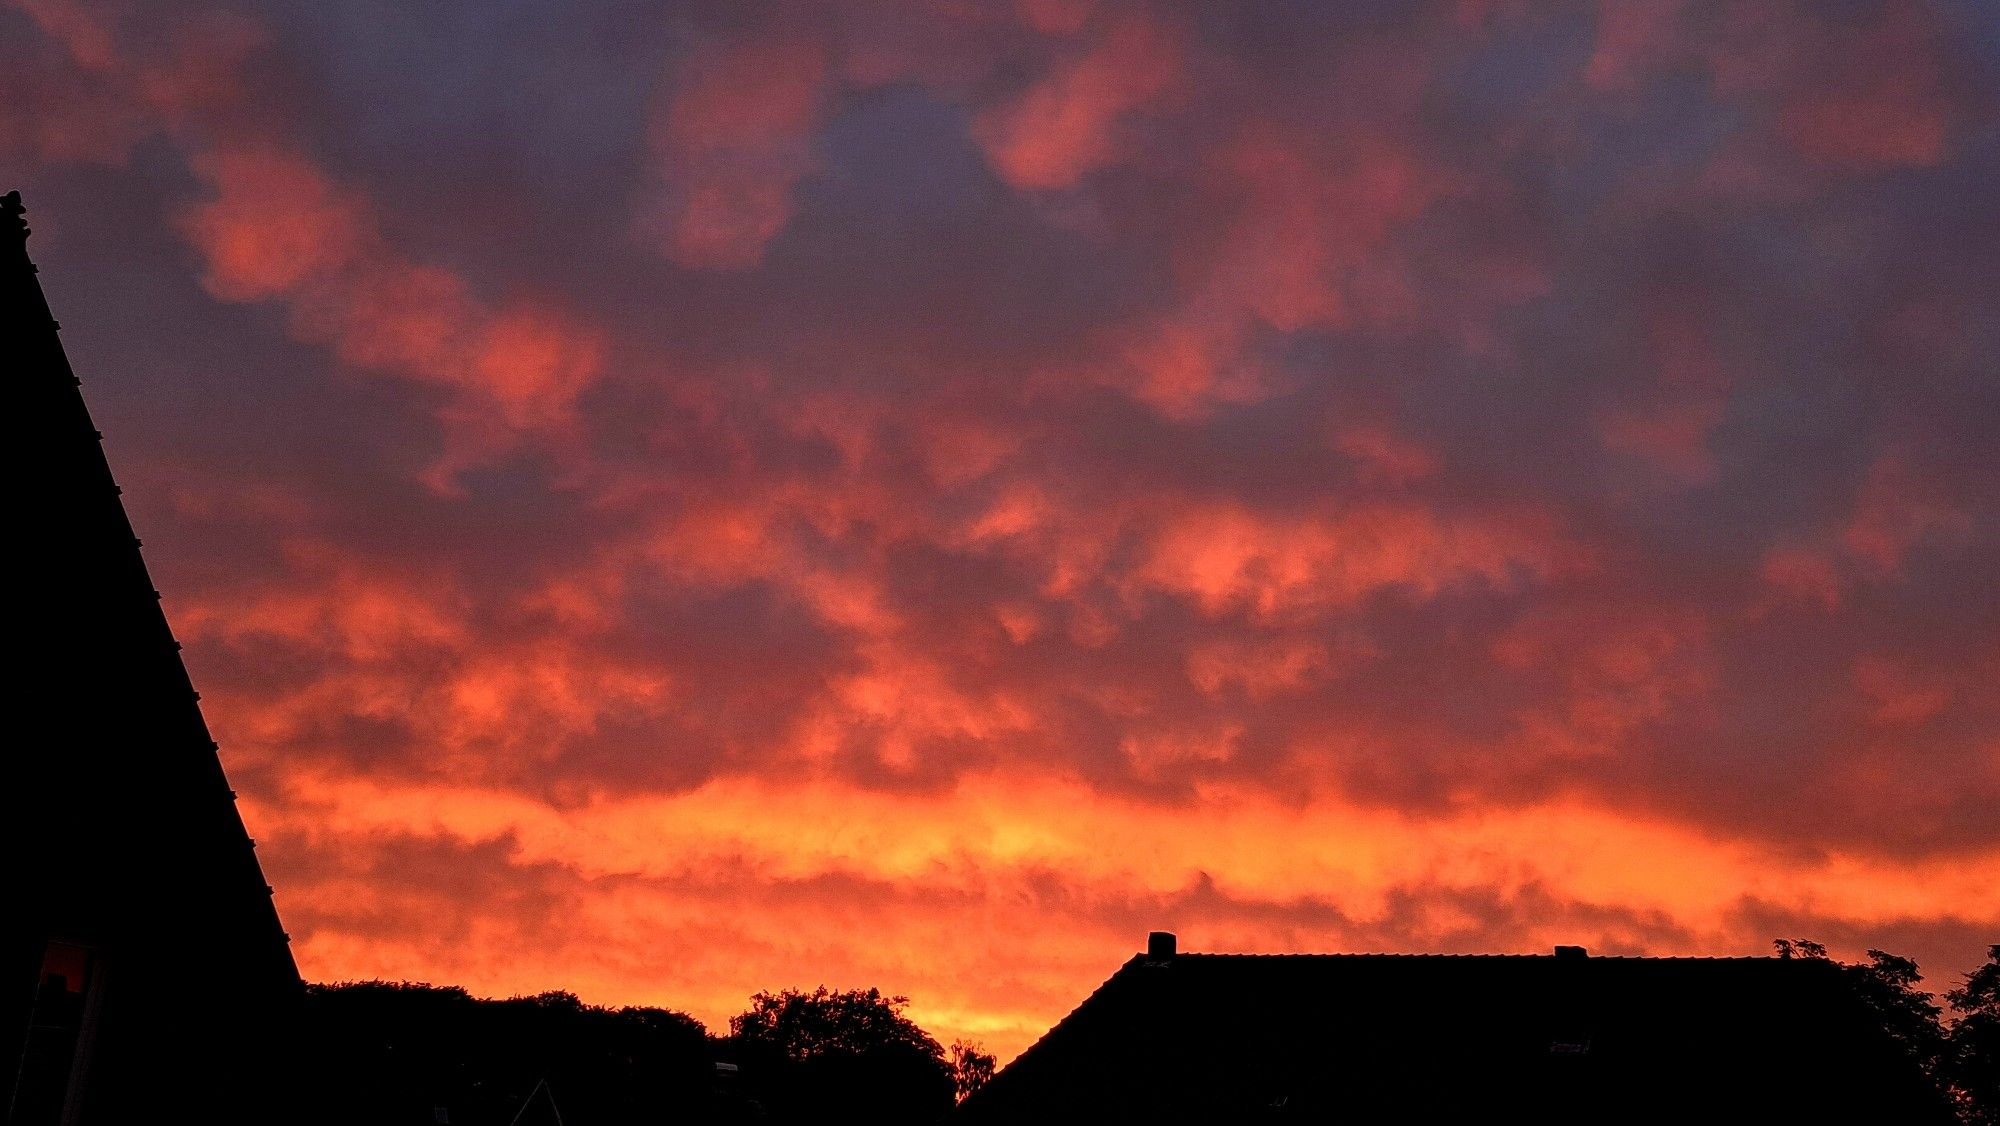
[1131,499,1575,621]
[640,34,830,269]
[1851,656,1953,728]
[1840,453,1971,578]
[1774,5,1956,170]
[180,147,607,483]
[974,13,1181,190]
[12,0,1997,1067]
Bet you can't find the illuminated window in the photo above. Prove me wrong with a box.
[9,941,98,1126]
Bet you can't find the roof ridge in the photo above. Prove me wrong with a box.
[1169,951,1790,960]
[967,955,1144,1096]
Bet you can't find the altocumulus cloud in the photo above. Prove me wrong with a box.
[6,0,1997,1059]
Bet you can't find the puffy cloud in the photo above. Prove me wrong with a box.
[1772,6,1956,171]
[974,12,1182,190]
[245,769,2000,1057]
[640,32,830,268]
[180,147,607,482]
[1130,498,1572,619]
[11,0,1998,1063]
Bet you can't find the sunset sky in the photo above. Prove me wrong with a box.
[8,0,1998,1061]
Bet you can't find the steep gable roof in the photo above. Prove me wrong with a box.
[5,190,303,1124]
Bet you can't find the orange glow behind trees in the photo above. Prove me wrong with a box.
[8,0,1997,1064]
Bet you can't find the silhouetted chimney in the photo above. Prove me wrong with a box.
[1553,945,1588,960]
[1148,931,1177,960]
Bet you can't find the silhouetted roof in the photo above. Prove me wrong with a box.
[957,938,1952,1124]
[7,190,303,1123]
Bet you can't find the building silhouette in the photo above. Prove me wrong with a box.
[956,932,1954,1124]
[4,191,303,1124]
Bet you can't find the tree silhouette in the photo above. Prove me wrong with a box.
[950,1038,997,1102]
[731,986,940,1061]
[303,981,710,1125]
[1773,939,1946,1078]
[299,980,985,1124]
[1768,937,2000,1122]
[1946,946,2000,1126]
[726,987,958,1124]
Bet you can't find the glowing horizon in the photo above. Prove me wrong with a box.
[9,0,1996,1063]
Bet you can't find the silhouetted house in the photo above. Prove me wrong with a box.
[4,191,303,1124]
[957,932,1952,1124]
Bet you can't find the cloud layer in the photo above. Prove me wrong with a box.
[10,0,1997,1058]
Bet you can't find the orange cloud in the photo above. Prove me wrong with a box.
[1850,657,1951,728]
[179,147,606,483]
[1186,635,1372,701]
[15,0,1997,1073]
[1133,500,1573,620]
[248,767,2000,1060]
[1331,423,1443,486]
[1752,452,1973,614]
[1839,453,1971,578]
[1116,124,1448,416]
[182,150,368,299]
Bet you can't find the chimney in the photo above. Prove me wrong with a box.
[1147,931,1177,960]
[1553,945,1587,960]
